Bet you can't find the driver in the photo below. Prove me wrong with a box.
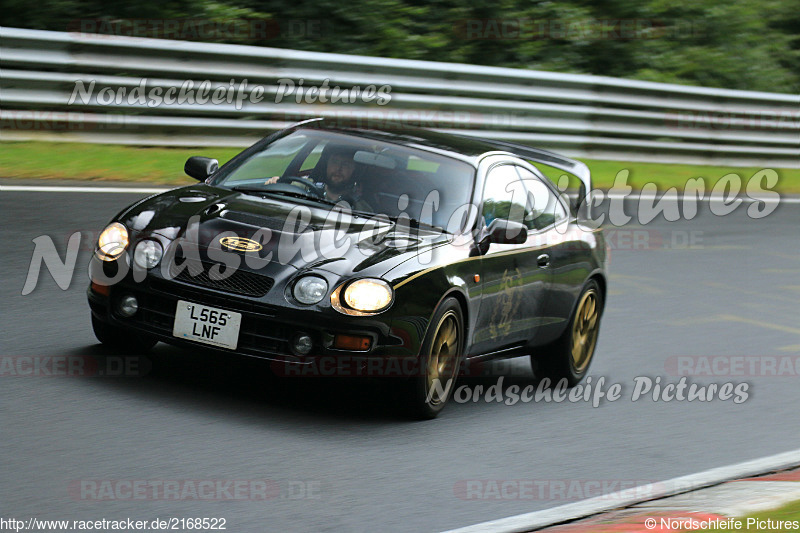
[265,146,372,212]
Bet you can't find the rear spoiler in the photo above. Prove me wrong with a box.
[456,136,592,214]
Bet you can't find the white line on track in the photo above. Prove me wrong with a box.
[442,447,800,533]
[2,185,800,203]
[0,185,167,194]
[603,192,800,204]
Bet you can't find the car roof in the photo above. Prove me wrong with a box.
[296,117,592,193]
[295,117,505,165]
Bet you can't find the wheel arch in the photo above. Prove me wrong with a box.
[588,271,607,309]
[555,271,607,342]
[420,287,470,357]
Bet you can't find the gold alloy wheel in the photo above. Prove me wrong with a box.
[571,288,600,373]
[425,310,461,406]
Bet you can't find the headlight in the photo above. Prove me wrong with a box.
[96,222,129,261]
[342,279,393,312]
[293,275,328,305]
[133,240,163,269]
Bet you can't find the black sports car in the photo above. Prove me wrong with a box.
[88,118,607,418]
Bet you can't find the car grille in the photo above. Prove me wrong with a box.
[168,259,274,298]
[129,280,295,358]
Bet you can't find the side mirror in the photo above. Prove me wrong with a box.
[184,156,219,181]
[486,218,528,245]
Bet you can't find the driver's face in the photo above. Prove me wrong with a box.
[327,154,355,185]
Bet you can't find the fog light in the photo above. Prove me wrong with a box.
[292,334,313,355]
[118,295,138,317]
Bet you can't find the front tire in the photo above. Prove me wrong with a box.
[92,315,157,353]
[403,298,464,419]
[531,279,603,386]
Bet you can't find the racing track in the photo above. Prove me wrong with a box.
[2,183,799,532]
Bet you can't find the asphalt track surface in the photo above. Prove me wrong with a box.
[2,185,799,532]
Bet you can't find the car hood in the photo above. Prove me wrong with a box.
[117,184,451,279]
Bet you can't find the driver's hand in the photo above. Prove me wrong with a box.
[264,176,280,185]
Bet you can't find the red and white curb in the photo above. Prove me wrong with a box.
[443,448,800,533]
[543,468,800,532]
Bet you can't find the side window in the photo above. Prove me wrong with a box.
[482,165,528,227]
[516,167,567,230]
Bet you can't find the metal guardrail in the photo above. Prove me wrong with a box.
[1,26,798,167]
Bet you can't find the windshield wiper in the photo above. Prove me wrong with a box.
[230,185,271,196]
[231,186,338,207]
[385,215,450,234]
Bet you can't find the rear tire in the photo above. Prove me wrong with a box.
[402,298,464,420]
[92,315,157,353]
[531,279,603,387]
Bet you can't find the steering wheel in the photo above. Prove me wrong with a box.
[278,175,326,198]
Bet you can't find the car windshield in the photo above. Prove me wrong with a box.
[213,129,476,230]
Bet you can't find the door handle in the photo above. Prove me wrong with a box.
[537,254,550,268]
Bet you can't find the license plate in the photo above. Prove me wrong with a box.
[173,300,242,350]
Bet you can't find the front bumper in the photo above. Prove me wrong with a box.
[88,265,404,363]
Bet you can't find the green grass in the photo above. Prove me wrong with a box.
[534,160,800,194]
[0,142,242,185]
[1,141,798,192]
[739,498,800,531]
